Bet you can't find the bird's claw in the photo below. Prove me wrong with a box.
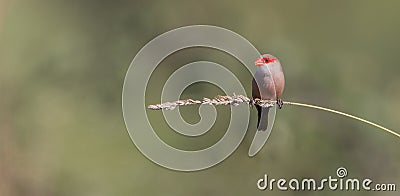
[249,99,254,108]
[277,99,283,109]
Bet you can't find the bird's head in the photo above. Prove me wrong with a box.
[255,54,277,66]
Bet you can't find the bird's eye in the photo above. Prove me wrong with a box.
[264,58,269,63]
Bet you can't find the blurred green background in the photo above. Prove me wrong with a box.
[1,0,399,195]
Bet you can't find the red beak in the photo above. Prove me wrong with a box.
[255,58,264,66]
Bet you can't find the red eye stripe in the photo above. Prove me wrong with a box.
[263,57,276,63]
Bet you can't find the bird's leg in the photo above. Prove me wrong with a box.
[277,99,283,109]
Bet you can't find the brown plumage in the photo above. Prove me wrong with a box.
[252,54,285,131]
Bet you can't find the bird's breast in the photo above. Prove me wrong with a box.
[253,71,276,100]
[252,65,285,100]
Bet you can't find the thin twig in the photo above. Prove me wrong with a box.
[148,95,400,139]
[283,101,400,138]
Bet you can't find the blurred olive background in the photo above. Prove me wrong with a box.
[1,0,399,195]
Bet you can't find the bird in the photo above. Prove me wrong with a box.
[252,54,285,131]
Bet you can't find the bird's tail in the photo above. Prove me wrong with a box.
[256,105,269,131]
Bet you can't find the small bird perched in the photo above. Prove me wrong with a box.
[252,54,285,131]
